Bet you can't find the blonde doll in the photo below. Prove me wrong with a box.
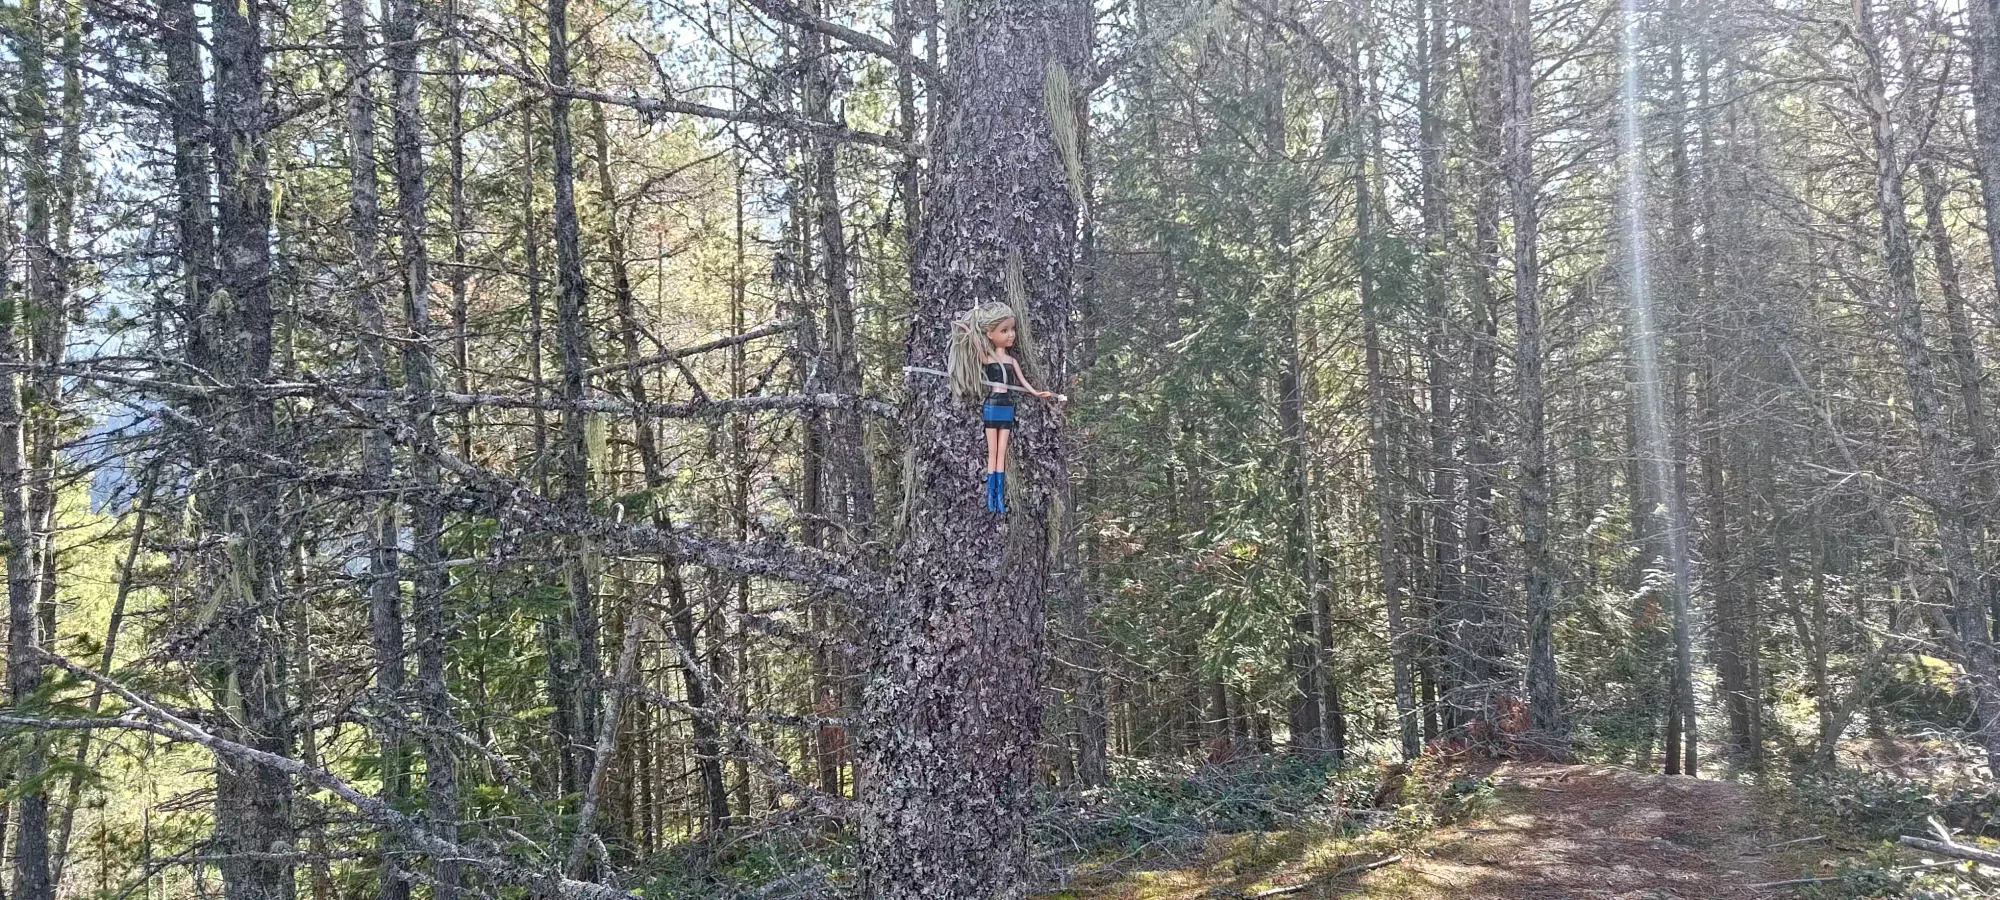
[946,302,1053,512]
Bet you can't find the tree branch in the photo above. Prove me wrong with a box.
[446,14,918,156]
[737,0,945,87]
[31,651,642,900]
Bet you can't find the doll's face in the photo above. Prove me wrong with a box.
[986,317,1017,349]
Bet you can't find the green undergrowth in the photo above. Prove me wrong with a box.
[629,753,1495,898]
[1035,753,1496,898]
[1768,751,2000,900]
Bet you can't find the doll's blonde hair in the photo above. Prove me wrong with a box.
[946,301,1028,401]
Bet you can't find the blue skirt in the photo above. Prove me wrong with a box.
[982,403,1015,431]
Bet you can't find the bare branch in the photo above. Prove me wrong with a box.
[583,319,799,377]
[737,0,945,87]
[32,652,641,900]
[446,14,918,156]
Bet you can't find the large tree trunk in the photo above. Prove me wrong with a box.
[1854,0,2000,773]
[209,0,297,893]
[859,2,1082,895]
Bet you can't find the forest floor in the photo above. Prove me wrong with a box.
[1047,761,1836,900]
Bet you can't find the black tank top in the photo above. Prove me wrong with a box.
[982,361,1021,406]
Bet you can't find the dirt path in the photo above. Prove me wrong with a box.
[1357,762,1786,900]
[1048,762,1818,900]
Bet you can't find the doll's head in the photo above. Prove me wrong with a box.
[946,301,1024,400]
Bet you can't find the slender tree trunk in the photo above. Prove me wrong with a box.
[546,0,603,803]
[1461,0,1509,737]
[1899,10,1996,520]
[1507,0,1562,742]
[860,1,1083,894]
[1966,0,2000,326]
[209,0,296,891]
[1270,54,1325,757]
[805,0,877,541]
[382,0,461,889]
[339,4,411,894]
[162,0,215,370]
[5,8,56,897]
[1352,1,1413,763]
[51,472,155,882]
[1058,0,1107,784]
[447,0,474,462]
[1854,0,2000,773]
[2,171,51,900]
[588,100,731,836]
[1417,0,1457,760]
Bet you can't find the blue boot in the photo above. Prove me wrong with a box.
[984,472,999,511]
[993,471,1007,513]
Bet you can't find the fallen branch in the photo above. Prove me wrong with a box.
[1747,875,1844,889]
[1898,835,2000,868]
[1765,834,1827,850]
[1747,859,1972,890]
[1248,856,1403,898]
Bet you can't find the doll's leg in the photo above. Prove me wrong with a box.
[985,428,1003,510]
[993,430,1012,512]
[986,428,1003,473]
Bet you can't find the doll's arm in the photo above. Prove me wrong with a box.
[1009,361,1060,400]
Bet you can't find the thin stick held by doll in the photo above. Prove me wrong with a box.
[946,301,1054,513]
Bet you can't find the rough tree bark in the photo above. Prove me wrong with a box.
[859,1,1083,896]
[208,0,298,892]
